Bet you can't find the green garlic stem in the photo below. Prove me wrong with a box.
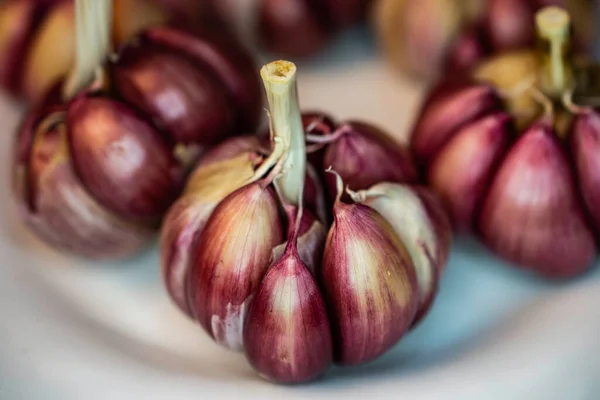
[260,61,307,206]
[535,6,573,98]
[63,0,113,100]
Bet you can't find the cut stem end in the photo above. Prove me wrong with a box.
[535,6,571,40]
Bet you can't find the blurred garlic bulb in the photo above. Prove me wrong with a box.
[374,0,594,81]
[374,0,485,80]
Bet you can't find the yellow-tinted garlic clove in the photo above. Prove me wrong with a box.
[350,183,452,325]
[112,0,168,45]
[321,180,419,365]
[374,0,483,79]
[160,148,260,315]
[22,0,75,104]
[186,180,284,351]
[473,50,542,129]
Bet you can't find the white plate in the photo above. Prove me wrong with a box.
[2,29,600,400]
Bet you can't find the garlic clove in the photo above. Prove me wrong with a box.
[141,26,263,132]
[323,121,418,201]
[411,83,502,166]
[321,201,419,365]
[111,42,236,146]
[66,96,185,222]
[22,0,75,104]
[192,135,264,169]
[374,0,466,80]
[445,23,489,72]
[160,150,260,315]
[187,181,284,351]
[479,120,596,277]
[483,0,537,51]
[271,207,327,276]
[14,112,153,259]
[0,0,38,94]
[428,113,513,230]
[243,248,332,384]
[570,110,600,233]
[350,183,452,326]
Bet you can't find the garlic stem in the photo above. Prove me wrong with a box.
[260,61,306,206]
[63,0,113,100]
[535,6,573,98]
[281,199,304,255]
[562,90,589,114]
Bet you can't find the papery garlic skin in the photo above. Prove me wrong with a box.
[321,202,419,365]
[186,182,284,351]
[244,249,332,384]
[479,121,596,277]
[352,183,452,323]
[160,148,260,315]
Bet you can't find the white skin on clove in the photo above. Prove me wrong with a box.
[350,183,438,308]
[211,296,254,351]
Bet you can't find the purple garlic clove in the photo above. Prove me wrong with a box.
[350,182,452,325]
[411,83,502,166]
[66,96,185,222]
[322,121,419,201]
[570,109,600,234]
[186,180,284,351]
[428,112,513,230]
[111,42,235,146]
[479,120,596,277]
[244,236,332,383]
[14,111,154,259]
[320,172,419,365]
[160,144,261,315]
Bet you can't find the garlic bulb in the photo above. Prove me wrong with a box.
[12,0,262,259]
[244,206,332,383]
[410,6,600,278]
[161,60,452,383]
[374,0,594,80]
